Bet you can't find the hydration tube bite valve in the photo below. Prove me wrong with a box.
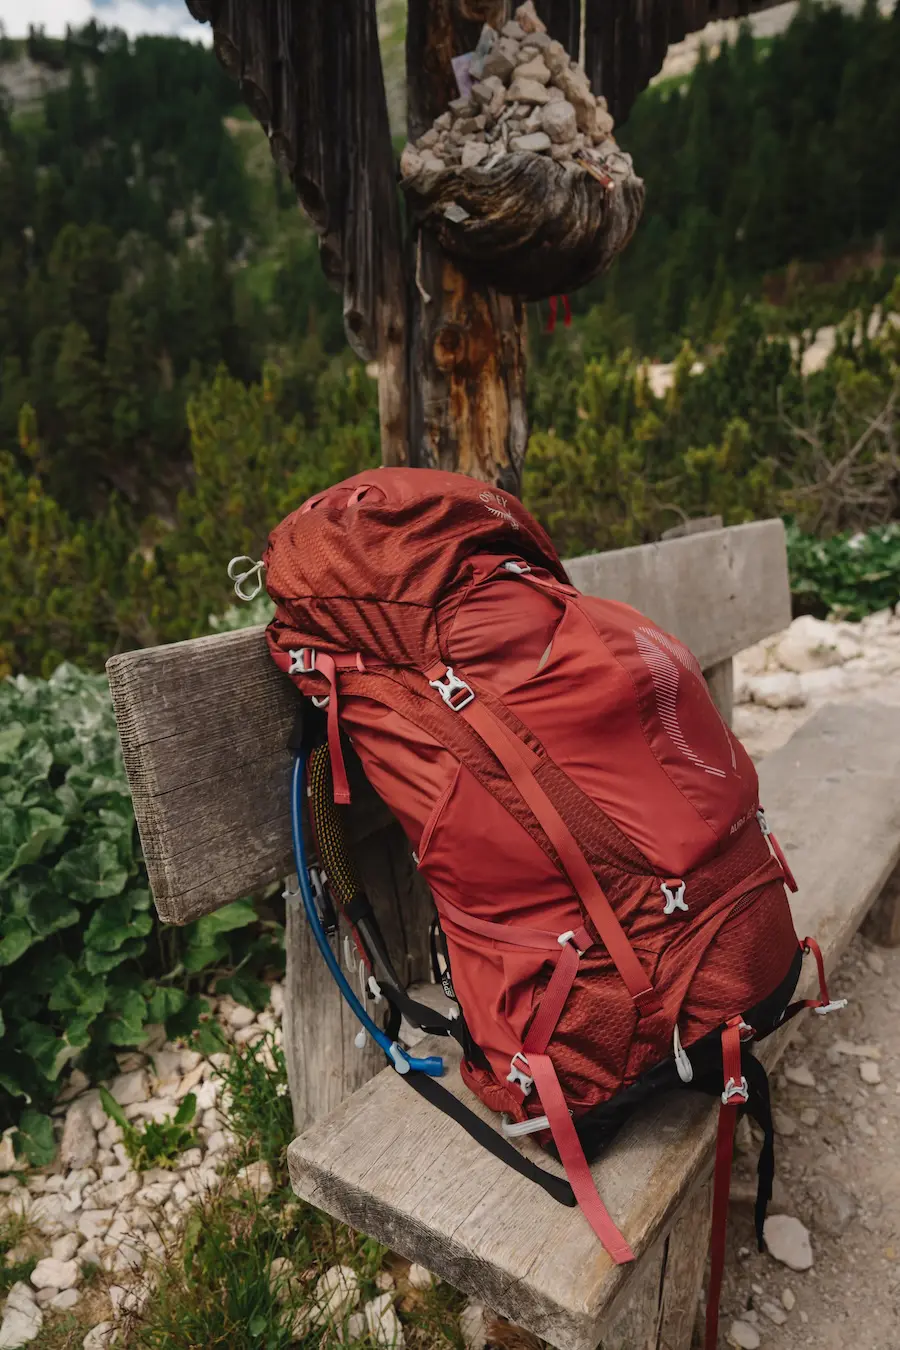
[289,752,444,1079]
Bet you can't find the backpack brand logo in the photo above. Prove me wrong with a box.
[479,490,519,529]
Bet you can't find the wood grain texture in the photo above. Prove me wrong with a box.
[185,0,409,461]
[565,519,791,671]
[284,851,435,1131]
[404,151,645,303]
[287,701,900,1350]
[703,660,734,728]
[106,521,789,924]
[407,0,529,493]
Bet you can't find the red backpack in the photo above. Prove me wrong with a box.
[264,468,840,1347]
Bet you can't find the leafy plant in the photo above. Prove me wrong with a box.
[99,1087,199,1172]
[0,664,283,1139]
[213,1031,294,1175]
[787,522,900,620]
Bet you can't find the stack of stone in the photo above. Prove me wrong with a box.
[400,2,618,183]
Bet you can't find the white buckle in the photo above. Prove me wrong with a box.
[722,1076,749,1106]
[673,1024,693,1084]
[429,668,475,711]
[501,1113,549,1137]
[557,929,584,954]
[506,1052,533,1096]
[813,999,848,1016]
[503,561,531,574]
[288,648,316,675]
[757,808,770,837]
[661,881,688,915]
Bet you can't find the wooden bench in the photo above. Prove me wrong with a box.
[107,518,900,1350]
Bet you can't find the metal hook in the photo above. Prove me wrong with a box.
[227,556,266,602]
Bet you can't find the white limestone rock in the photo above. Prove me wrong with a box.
[764,1214,814,1270]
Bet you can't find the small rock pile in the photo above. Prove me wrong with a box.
[400,2,618,183]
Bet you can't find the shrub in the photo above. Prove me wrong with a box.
[0,664,283,1139]
[787,522,900,620]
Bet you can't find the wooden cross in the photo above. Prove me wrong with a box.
[185,1,783,489]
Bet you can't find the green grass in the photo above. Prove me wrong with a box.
[98,1088,200,1172]
[0,1209,36,1296]
[123,1031,465,1349]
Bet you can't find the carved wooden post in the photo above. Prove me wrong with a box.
[406,0,529,493]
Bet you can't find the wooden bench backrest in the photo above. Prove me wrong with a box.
[107,519,790,925]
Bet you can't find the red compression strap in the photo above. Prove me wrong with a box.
[768,829,798,892]
[527,1053,634,1264]
[438,897,581,952]
[426,668,660,1015]
[706,1019,746,1350]
[781,936,843,1019]
[313,654,351,806]
[523,927,592,1058]
[546,296,558,334]
[562,294,572,327]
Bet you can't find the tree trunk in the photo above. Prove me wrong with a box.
[405,0,529,494]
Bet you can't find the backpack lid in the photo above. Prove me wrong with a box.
[264,467,569,667]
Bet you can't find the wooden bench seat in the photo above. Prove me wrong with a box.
[106,516,900,1349]
[287,702,900,1350]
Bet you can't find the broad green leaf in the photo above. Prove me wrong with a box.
[174,1093,197,1127]
[181,935,229,974]
[166,996,211,1043]
[17,1021,75,1082]
[146,986,187,1025]
[14,1110,56,1167]
[0,918,34,967]
[0,807,67,881]
[248,1315,267,1337]
[48,967,107,1017]
[188,900,258,939]
[16,739,54,797]
[192,1019,227,1057]
[28,892,80,939]
[98,1087,131,1133]
[215,972,270,1012]
[84,895,152,952]
[84,935,147,975]
[0,723,26,762]
[0,1071,31,1102]
[52,838,129,903]
[105,988,148,1046]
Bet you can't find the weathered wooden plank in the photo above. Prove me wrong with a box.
[107,521,789,924]
[287,702,900,1350]
[565,519,790,671]
[703,660,734,727]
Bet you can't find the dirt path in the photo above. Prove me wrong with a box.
[717,610,900,1350]
[720,933,900,1350]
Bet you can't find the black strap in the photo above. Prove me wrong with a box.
[401,1069,577,1209]
[743,1051,775,1251]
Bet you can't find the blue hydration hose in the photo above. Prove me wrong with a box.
[290,751,444,1078]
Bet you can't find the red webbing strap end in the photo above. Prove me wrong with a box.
[313,653,351,806]
[768,829,798,892]
[528,1053,634,1265]
[706,1019,747,1350]
[523,926,592,1058]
